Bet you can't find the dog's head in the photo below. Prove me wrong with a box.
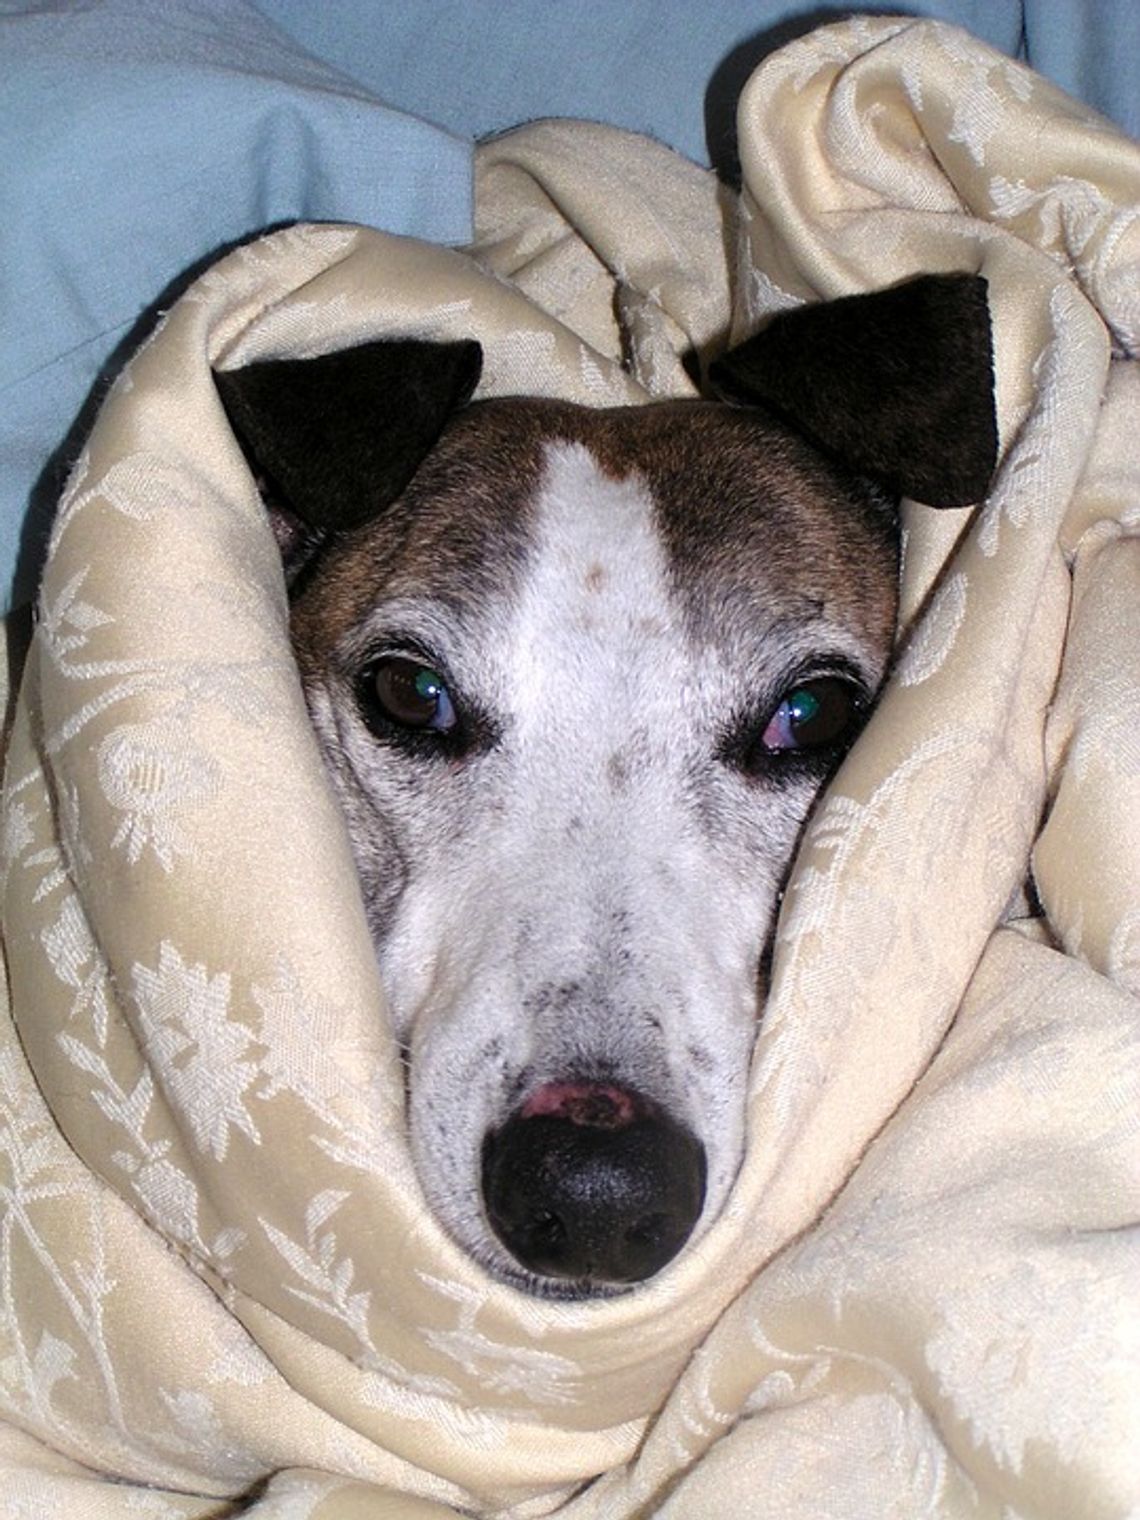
[215,273,996,1296]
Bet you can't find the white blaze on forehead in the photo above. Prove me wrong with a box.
[507,441,687,761]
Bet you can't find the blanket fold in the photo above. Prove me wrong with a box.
[1,18,1136,1519]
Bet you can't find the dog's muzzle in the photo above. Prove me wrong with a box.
[481,1081,707,1287]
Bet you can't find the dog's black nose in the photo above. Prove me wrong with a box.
[482,1082,706,1285]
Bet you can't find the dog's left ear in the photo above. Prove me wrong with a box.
[214,336,483,532]
[709,273,998,508]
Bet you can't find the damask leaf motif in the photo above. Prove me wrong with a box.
[935,26,1036,164]
[41,895,163,1159]
[45,445,93,548]
[37,568,114,664]
[112,1146,201,1249]
[27,851,69,907]
[205,1336,276,1391]
[259,1193,378,1359]
[158,1388,224,1453]
[740,1369,798,1415]
[0,1123,135,1446]
[52,449,231,557]
[790,726,972,901]
[1,799,37,880]
[178,660,284,729]
[743,1315,838,1409]
[653,1347,739,1461]
[41,892,97,993]
[304,1188,350,1244]
[356,1366,494,1428]
[39,888,111,1051]
[986,178,1140,343]
[748,14,892,94]
[924,1256,1115,1472]
[131,943,261,1162]
[0,1049,74,1194]
[760,728,979,1098]
[895,573,969,687]
[61,1040,155,1140]
[979,282,1091,562]
[110,1144,245,1274]
[423,1326,582,1408]
[990,174,1110,261]
[180,223,358,314]
[418,1273,583,1408]
[27,1333,76,1411]
[250,962,393,1132]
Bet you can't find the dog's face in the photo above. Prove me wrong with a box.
[216,274,997,1296]
[287,398,899,1289]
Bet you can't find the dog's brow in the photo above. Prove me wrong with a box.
[750,603,826,638]
[672,592,834,656]
[342,597,485,659]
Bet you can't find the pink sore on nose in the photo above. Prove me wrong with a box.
[519,1081,644,1128]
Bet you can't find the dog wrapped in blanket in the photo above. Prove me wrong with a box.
[2,18,1136,1516]
[215,272,997,1296]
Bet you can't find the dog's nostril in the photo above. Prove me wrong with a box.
[482,1085,706,1287]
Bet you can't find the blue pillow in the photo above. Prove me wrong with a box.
[1022,0,1139,139]
[253,0,1030,170]
[1,0,473,610]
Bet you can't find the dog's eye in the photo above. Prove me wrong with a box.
[368,656,457,732]
[759,677,860,754]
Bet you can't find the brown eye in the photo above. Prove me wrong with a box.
[368,656,457,732]
[759,677,860,753]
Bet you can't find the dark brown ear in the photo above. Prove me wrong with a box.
[709,274,997,508]
[214,337,483,532]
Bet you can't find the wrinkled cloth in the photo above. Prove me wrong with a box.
[1,18,1137,1519]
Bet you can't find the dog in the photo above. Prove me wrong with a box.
[215,272,997,1297]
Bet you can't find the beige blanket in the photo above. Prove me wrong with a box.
[1,18,1137,1518]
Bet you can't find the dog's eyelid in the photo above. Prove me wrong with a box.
[354,628,452,671]
[351,642,502,761]
[752,653,873,718]
[715,656,874,779]
[343,629,460,699]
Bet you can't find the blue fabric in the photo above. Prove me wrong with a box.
[1,0,472,610]
[251,1,1030,170]
[1022,0,1139,139]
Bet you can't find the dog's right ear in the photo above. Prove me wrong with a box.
[214,337,483,574]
